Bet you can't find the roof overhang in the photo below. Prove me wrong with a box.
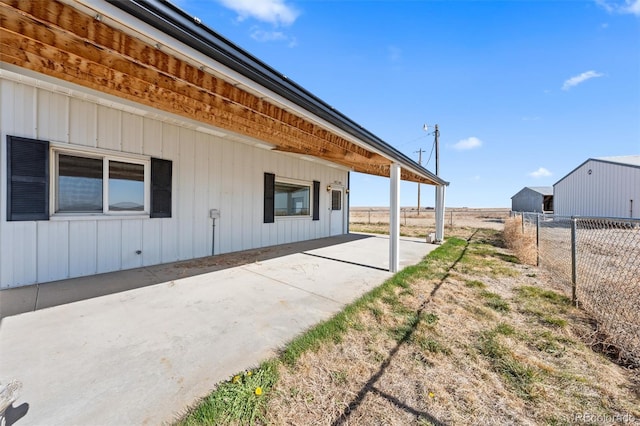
[0,0,447,186]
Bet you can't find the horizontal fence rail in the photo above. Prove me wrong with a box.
[514,211,640,364]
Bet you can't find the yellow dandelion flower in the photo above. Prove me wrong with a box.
[428,392,435,398]
[232,375,240,384]
[246,371,252,376]
[255,387,263,396]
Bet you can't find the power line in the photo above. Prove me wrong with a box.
[396,133,429,149]
[424,138,436,169]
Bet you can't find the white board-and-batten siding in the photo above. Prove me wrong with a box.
[0,76,348,288]
[554,159,640,218]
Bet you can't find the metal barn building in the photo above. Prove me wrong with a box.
[511,186,553,213]
[0,0,448,289]
[554,156,640,218]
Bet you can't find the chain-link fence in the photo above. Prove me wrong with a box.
[513,212,640,364]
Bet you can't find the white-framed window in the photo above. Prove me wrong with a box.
[274,179,311,217]
[331,189,342,211]
[51,146,150,216]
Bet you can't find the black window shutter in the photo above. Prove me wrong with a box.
[150,158,172,218]
[264,172,275,223]
[7,136,49,221]
[312,180,320,221]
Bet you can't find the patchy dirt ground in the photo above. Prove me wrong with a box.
[263,228,640,425]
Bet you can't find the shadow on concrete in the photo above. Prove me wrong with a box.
[330,234,473,426]
[302,252,389,272]
[0,234,371,320]
[2,403,29,426]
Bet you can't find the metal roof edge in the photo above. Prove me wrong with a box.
[592,156,640,169]
[554,157,640,187]
[510,186,552,199]
[553,158,592,188]
[106,0,447,186]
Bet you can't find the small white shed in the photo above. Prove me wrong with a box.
[553,156,640,218]
[511,186,553,213]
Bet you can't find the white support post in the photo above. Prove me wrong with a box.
[435,184,446,243]
[389,163,401,273]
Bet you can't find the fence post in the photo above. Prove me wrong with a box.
[521,212,525,234]
[571,217,578,306]
[536,213,540,266]
[368,209,371,224]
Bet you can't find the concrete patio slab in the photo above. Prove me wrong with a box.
[0,233,437,425]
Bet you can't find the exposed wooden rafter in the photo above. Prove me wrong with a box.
[0,0,437,184]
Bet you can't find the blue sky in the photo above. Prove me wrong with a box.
[177,0,640,207]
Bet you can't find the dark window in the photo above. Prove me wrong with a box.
[57,154,103,213]
[332,190,342,211]
[7,136,163,219]
[7,136,49,221]
[109,161,144,211]
[55,152,148,214]
[275,182,310,216]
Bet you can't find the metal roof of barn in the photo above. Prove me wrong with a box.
[595,155,640,167]
[554,155,640,187]
[526,186,553,196]
[510,186,553,199]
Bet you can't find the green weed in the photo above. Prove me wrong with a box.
[478,327,540,400]
[179,360,278,426]
[481,291,511,313]
[465,279,486,289]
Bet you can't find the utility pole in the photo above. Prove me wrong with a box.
[425,123,444,244]
[435,124,440,176]
[415,148,425,215]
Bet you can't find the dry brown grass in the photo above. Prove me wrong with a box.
[263,229,639,425]
[349,223,428,238]
[349,207,509,231]
[349,223,480,240]
[503,217,537,266]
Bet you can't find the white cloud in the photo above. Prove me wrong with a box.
[217,0,300,26]
[595,0,640,16]
[562,70,604,91]
[529,167,552,178]
[250,29,297,47]
[251,29,286,42]
[596,0,615,12]
[453,137,482,151]
[388,46,402,62]
[625,0,640,14]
